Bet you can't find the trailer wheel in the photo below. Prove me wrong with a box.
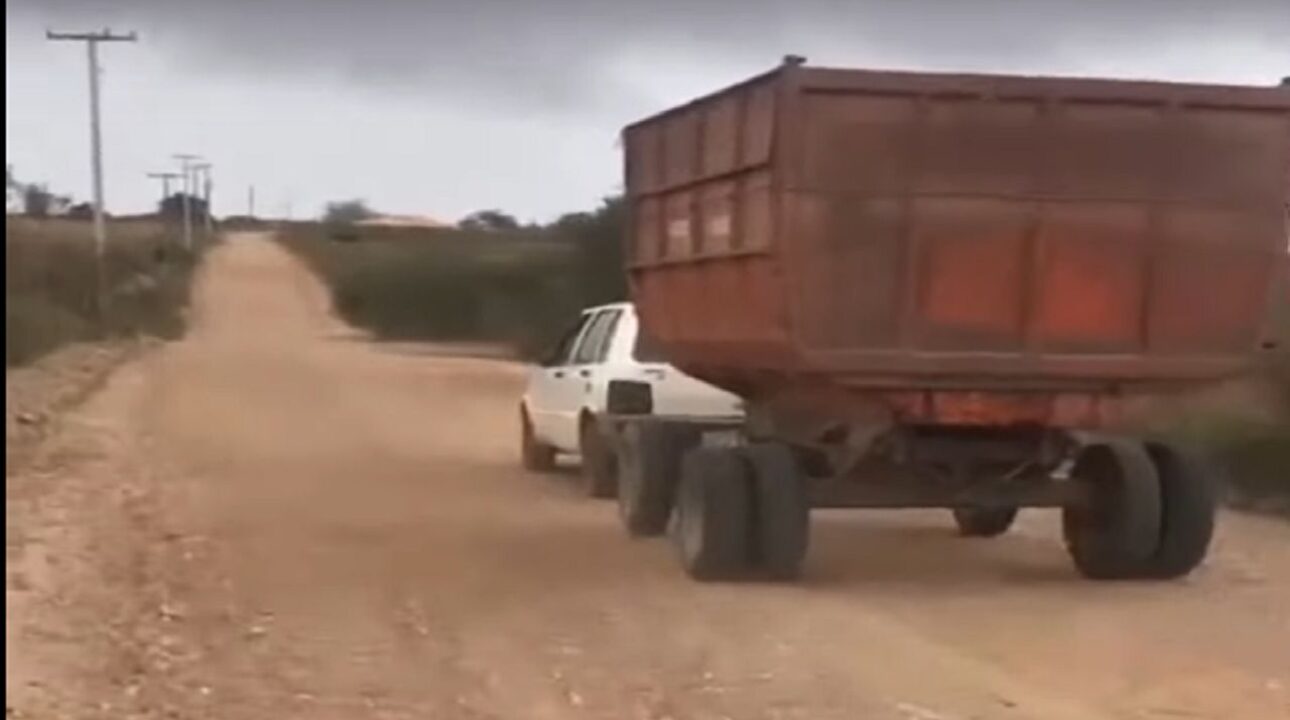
[617,422,696,537]
[952,506,1018,538]
[742,444,810,580]
[1062,441,1162,580]
[674,447,753,581]
[578,414,617,499]
[1142,442,1216,579]
[520,406,556,472]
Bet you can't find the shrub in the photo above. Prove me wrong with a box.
[5,217,209,366]
[275,198,626,359]
[5,295,89,366]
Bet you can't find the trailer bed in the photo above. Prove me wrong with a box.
[623,60,1290,421]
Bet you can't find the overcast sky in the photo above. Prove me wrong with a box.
[6,0,1289,223]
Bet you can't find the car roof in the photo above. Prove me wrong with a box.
[582,301,634,315]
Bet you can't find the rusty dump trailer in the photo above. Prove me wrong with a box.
[608,58,1290,582]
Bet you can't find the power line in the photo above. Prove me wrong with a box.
[46,27,138,322]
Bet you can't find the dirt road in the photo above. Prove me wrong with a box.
[8,233,1290,720]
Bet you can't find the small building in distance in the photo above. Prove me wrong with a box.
[354,214,452,229]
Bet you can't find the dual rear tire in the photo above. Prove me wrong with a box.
[1141,442,1217,579]
[611,418,1215,582]
[616,425,810,581]
[1062,440,1215,580]
[673,444,810,581]
[616,421,698,536]
[948,439,1215,581]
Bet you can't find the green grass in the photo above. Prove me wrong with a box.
[276,209,625,358]
[1156,313,1290,514]
[5,216,210,367]
[1163,411,1290,514]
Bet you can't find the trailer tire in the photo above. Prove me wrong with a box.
[952,506,1018,538]
[742,444,810,580]
[1142,442,1216,579]
[578,414,617,499]
[520,406,556,472]
[617,422,696,537]
[674,447,753,581]
[1063,441,1162,580]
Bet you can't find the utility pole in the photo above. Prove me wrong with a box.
[193,163,213,236]
[47,27,138,322]
[147,171,182,248]
[205,170,214,234]
[248,185,255,219]
[173,153,200,251]
[146,171,181,210]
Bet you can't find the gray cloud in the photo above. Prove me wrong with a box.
[11,0,1290,116]
[7,0,1288,222]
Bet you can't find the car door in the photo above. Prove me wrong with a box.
[526,312,594,448]
[548,308,622,449]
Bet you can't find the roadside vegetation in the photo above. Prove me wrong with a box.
[1150,306,1290,514]
[284,196,1289,514]
[277,197,626,358]
[1186,366,1290,514]
[6,216,211,367]
[1178,414,1289,514]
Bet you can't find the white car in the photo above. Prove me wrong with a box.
[520,302,744,495]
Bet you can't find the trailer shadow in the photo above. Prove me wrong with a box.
[803,510,1080,590]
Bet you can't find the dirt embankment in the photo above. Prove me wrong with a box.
[6,340,143,474]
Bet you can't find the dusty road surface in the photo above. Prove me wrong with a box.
[7,233,1290,720]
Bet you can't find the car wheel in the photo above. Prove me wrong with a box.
[578,414,617,499]
[520,406,556,472]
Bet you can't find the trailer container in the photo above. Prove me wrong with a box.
[611,57,1290,581]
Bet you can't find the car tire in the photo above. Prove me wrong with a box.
[617,421,697,537]
[520,406,556,472]
[674,447,754,581]
[1063,440,1162,580]
[578,414,617,499]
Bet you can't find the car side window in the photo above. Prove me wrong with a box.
[587,310,622,363]
[543,314,593,367]
[571,309,622,365]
